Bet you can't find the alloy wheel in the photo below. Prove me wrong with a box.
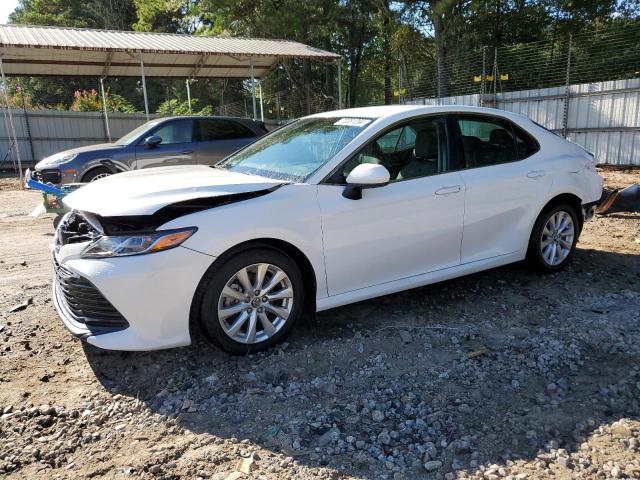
[90,173,110,181]
[217,263,294,344]
[540,210,575,266]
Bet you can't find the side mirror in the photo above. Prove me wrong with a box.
[343,163,390,200]
[144,135,162,148]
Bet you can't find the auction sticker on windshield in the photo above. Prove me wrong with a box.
[333,118,371,127]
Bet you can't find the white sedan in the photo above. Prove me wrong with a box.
[54,105,603,353]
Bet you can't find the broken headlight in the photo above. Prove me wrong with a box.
[81,227,197,258]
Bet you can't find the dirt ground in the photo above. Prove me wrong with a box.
[0,169,639,480]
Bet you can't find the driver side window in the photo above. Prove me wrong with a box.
[147,120,194,145]
[327,116,447,184]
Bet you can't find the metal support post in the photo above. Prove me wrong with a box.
[186,79,192,114]
[250,58,257,120]
[562,34,572,139]
[99,77,111,142]
[258,81,264,122]
[140,56,150,121]
[0,54,23,185]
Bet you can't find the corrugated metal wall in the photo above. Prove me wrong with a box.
[407,77,640,166]
[0,110,156,165]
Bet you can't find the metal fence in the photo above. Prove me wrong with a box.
[405,77,640,166]
[0,110,157,166]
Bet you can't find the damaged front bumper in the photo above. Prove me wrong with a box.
[52,245,213,351]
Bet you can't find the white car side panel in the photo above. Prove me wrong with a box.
[459,154,553,263]
[60,246,211,350]
[318,172,465,296]
[161,184,329,299]
[317,251,524,311]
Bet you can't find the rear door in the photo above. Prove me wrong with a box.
[134,118,195,169]
[195,119,257,165]
[450,114,551,263]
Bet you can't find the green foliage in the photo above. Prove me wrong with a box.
[155,98,213,116]
[107,93,140,113]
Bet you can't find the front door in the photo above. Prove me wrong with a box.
[318,115,466,296]
[135,118,195,169]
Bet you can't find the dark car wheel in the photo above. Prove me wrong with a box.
[527,203,579,272]
[196,248,305,354]
[82,167,112,183]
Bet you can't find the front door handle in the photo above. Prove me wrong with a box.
[435,185,462,195]
[182,150,194,155]
[526,170,546,179]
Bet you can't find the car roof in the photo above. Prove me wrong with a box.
[157,115,261,123]
[308,104,531,123]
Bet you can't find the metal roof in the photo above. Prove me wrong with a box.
[0,24,340,78]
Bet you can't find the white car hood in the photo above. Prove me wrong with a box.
[63,165,284,217]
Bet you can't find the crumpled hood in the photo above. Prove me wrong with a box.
[63,165,284,217]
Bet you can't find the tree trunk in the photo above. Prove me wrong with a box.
[303,59,312,115]
[431,7,448,98]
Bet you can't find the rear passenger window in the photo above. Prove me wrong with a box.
[196,119,254,141]
[455,115,540,168]
[512,124,539,159]
[456,116,517,168]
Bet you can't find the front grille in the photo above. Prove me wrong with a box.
[34,169,61,184]
[54,258,128,329]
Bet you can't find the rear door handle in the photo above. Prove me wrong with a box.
[182,150,194,155]
[526,170,546,179]
[435,185,462,195]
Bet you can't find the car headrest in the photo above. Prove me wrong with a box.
[414,126,438,161]
[489,128,514,147]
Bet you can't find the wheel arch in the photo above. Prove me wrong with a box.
[537,192,584,232]
[189,238,318,339]
[80,160,127,182]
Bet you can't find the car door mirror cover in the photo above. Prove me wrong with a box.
[145,135,162,148]
[343,164,391,200]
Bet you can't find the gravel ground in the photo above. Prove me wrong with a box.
[1,169,639,480]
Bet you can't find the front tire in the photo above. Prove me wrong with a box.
[197,248,304,354]
[527,203,579,272]
[82,167,112,183]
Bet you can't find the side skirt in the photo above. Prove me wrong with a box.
[315,251,525,312]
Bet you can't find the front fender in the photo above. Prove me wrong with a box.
[159,184,329,300]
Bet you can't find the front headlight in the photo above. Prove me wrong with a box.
[81,227,197,258]
[37,153,79,168]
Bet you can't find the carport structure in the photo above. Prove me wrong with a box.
[0,24,342,182]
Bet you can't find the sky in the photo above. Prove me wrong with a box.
[0,0,19,23]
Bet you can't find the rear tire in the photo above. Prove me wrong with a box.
[526,203,579,273]
[82,167,112,183]
[196,248,304,354]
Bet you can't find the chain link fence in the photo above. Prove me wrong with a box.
[353,24,640,106]
[213,24,640,119]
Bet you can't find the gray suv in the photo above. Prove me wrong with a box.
[32,116,268,185]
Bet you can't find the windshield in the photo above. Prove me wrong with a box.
[216,117,373,182]
[114,120,160,145]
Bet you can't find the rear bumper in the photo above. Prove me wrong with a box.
[582,201,598,222]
